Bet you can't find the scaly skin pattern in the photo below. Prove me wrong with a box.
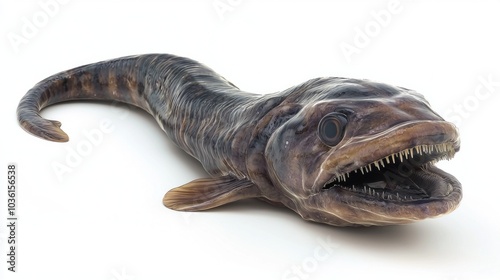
[17,54,462,226]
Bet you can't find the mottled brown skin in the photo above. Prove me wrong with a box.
[17,54,461,226]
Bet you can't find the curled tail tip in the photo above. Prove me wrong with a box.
[19,118,69,142]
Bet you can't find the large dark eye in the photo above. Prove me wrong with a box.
[318,113,348,146]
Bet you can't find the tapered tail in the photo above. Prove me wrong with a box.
[17,55,157,142]
[17,53,247,146]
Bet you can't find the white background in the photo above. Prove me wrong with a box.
[1,0,499,279]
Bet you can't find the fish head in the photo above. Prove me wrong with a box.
[264,78,461,226]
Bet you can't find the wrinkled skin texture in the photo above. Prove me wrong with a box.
[17,54,461,226]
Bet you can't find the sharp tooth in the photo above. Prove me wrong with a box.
[388,194,392,200]
[365,166,369,173]
[342,174,346,181]
[385,156,390,164]
[360,168,364,175]
[410,148,414,158]
[368,163,372,172]
[364,186,367,193]
[391,153,396,163]
[430,145,434,152]
[354,169,357,173]
[379,159,385,168]
[374,161,380,170]
[399,152,403,161]
[346,172,350,178]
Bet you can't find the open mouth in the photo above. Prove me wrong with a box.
[322,142,456,203]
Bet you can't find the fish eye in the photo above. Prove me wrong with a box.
[318,113,348,146]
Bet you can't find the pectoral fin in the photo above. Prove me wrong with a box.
[163,176,260,211]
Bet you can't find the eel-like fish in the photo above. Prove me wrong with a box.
[17,54,461,226]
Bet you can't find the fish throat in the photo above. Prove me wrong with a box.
[322,143,455,203]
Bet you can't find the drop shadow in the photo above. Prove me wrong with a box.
[197,195,452,257]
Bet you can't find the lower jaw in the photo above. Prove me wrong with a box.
[316,166,462,226]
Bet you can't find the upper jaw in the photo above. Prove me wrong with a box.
[313,120,460,193]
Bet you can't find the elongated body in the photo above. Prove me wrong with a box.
[17,54,461,226]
